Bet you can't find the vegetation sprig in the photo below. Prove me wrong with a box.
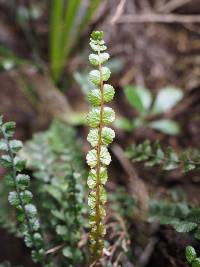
[127,140,200,172]
[86,31,115,262]
[22,120,86,266]
[0,116,45,263]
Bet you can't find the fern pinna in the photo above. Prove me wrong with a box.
[86,31,115,262]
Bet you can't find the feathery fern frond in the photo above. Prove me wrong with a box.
[149,200,200,236]
[0,116,45,263]
[127,140,200,172]
[21,120,86,266]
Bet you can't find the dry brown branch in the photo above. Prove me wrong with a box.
[110,0,126,25]
[46,243,65,255]
[114,14,200,24]
[157,0,192,13]
[111,144,149,214]
[137,238,158,267]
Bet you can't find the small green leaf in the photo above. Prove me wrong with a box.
[86,149,97,168]
[104,84,115,102]
[20,190,33,204]
[87,169,97,189]
[152,87,183,114]
[14,157,26,171]
[88,190,96,209]
[100,167,108,184]
[33,233,43,247]
[99,186,107,204]
[16,208,26,222]
[51,210,65,221]
[88,89,101,106]
[100,146,111,165]
[56,225,68,236]
[124,85,152,113]
[101,127,115,145]
[0,155,12,167]
[102,107,115,125]
[46,185,62,202]
[87,108,100,128]
[184,162,196,172]
[2,121,16,137]
[99,53,110,64]
[101,67,111,82]
[186,246,197,263]
[31,248,45,263]
[10,140,23,152]
[192,258,200,267]
[99,205,106,219]
[89,70,101,85]
[0,139,8,151]
[163,148,179,170]
[188,209,200,224]
[24,234,33,247]
[8,191,20,207]
[149,119,180,135]
[89,54,99,66]
[30,218,40,231]
[174,222,197,232]
[87,129,99,147]
[5,173,15,187]
[16,174,30,190]
[62,247,73,259]
[25,204,37,217]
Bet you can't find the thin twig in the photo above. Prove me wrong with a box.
[157,0,192,13]
[46,243,65,255]
[110,0,126,25]
[115,14,200,24]
[111,144,149,213]
[137,238,158,267]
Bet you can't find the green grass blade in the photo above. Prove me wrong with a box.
[59,0,81,71]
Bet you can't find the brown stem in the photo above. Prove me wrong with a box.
[93,49,105,260]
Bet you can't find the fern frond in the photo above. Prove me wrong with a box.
[149,200,200,235]
[127,140,200,172]
[21,120,86,266]
[0,116,45,263]
[86,31,115,263]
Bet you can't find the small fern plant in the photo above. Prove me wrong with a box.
[22,120,86,266]
[86,31,115,263]
[0,116,45,264]
[127,140,200,267]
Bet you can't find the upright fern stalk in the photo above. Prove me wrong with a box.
[86,31,115,262]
